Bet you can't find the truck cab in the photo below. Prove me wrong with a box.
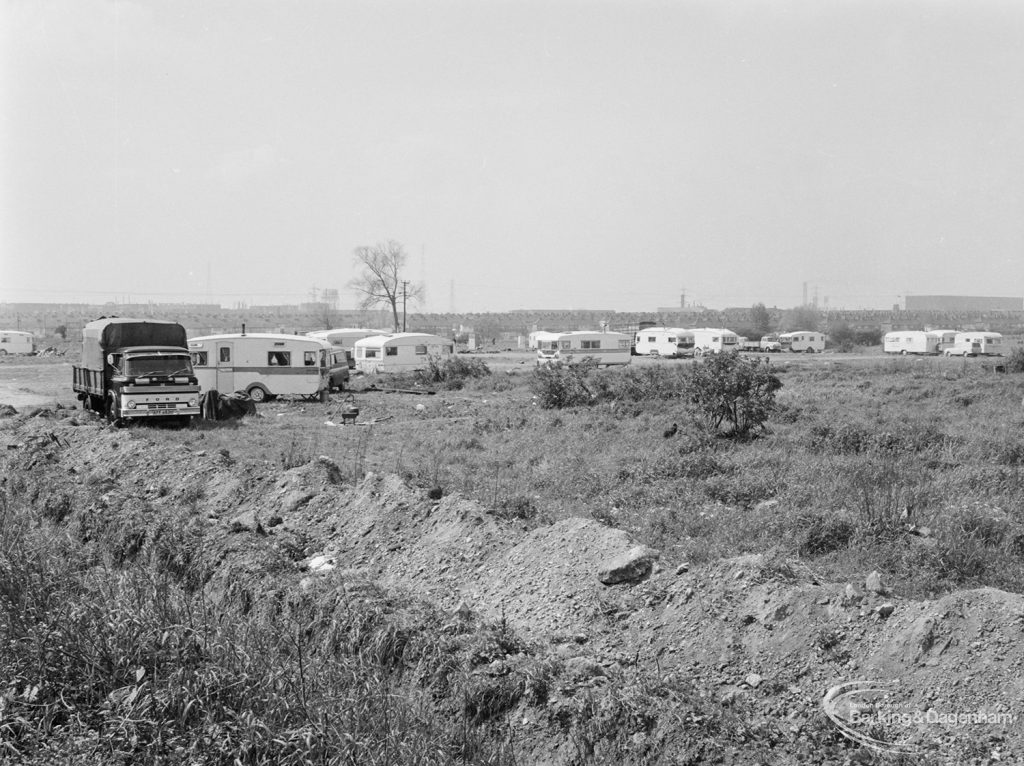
[101,347,200,422]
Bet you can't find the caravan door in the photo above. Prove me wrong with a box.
[216,342,234,392]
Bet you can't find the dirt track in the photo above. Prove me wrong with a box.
[0,362,74,407]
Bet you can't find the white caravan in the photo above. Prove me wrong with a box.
[954,331,1004,356]
[0,330,35,355]
[633,327,696,358]
[779,331,826,353]
[536,331,632,366]
[528,331,560,350]
[929,330,958,353]
[188,333,332,402]
[353,333,455,373]
[307,328,388,350]
[883,331,939,355]
[690,328,740,357]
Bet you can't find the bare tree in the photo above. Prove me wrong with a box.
[348,240,423,332]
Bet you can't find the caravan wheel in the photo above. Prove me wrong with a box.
[246,385,268,403]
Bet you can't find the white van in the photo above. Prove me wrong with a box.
[954,332,1004,356]
[690,328,740,357]
[0,330,35,355]
[188,333,332,402]
[536,331,632,366]
[353,333,455,373]
[633,327,695,358]
[883,331,939,355]
[779,331,826,353]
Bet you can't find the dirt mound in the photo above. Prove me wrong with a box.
[4,416,1024,764]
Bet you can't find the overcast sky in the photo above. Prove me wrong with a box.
[2,1,1023,313]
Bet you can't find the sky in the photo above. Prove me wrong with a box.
[2,0,1023,313]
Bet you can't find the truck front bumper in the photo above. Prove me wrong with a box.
[120,388,201,418]
[121,403,202,418]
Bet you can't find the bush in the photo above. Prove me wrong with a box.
[530,359,597,408]
[416,355,491,390]
[1005,347,1024,373]
[686,352,782,437]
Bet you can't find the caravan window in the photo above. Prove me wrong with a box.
[304,351,317,366]
[191,351,208,366]
[581,340,600,349]
[415,345,427,355]
[365,349,378,358]
[268,352,290,366]
[219,347,231,363]
[385,347,398,356]
[559,341,572,350]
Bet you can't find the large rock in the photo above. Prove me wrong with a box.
[597,545,660,585]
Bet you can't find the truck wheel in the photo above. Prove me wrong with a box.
[246,385,268,403]
[106,395,124,427]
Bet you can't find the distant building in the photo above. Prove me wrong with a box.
[904,295,1023,311]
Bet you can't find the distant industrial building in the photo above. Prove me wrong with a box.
[903,295,1023,311]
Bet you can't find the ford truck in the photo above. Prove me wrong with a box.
[72,317,201,425]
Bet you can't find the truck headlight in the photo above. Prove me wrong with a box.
[126,400,137,409]
[188,399,197,407]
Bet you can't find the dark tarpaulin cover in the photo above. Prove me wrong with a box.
[81,318,188,370]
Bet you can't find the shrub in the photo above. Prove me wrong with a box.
[686,352,782,437]
[416,355,491,390]
[530,359,597,408]
[1005,347,1024,373]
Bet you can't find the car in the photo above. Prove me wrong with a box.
[328,349,351,390]
[944,341,980,357]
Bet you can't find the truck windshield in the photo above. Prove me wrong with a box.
[125,356,194,377]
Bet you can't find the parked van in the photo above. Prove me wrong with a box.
[536,331,632,366]
[327,349,351,391]
[690,328,740,357]
[0,330,35,355]
[353,333,455,373]
[188,333,332,402]
[953,331,1004,356]
[779,331,826,353]
[633,327,695,358]
[943,339,981,357]
[883,331,939,355]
